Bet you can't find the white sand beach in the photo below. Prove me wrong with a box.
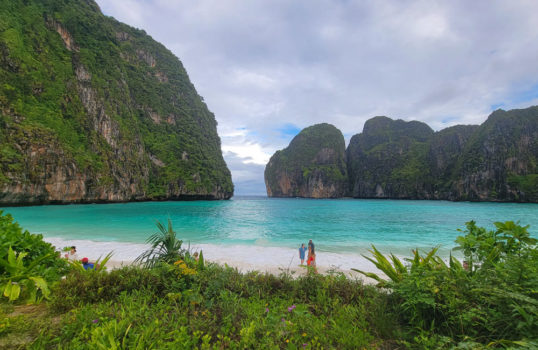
[44,237,383,283]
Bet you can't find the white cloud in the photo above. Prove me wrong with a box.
[221,143,270,166]
[96,0,538,195]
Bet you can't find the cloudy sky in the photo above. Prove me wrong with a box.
[96,0,538,195]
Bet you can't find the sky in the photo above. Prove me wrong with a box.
[95,0,538,195]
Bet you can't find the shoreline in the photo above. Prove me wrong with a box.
[44,237,383,283]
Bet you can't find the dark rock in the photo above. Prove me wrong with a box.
[264,123,347,198]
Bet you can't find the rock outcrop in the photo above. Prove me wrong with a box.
[347,117,434,199]
[448,108,538,201]
[0,0,233,205]
[265,106,538,202]
[264,123,347,198]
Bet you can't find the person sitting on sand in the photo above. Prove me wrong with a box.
[81,257,95,270]
[298,243,307,265]
[65,246,78,261]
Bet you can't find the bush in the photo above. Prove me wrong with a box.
[358,220,538,347]
[0,211,67,280]
[51,265,174,312]
[0,210,68,302]
[38,259,399,348]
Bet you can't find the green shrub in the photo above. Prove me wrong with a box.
[0,210,68,303]
[51,265,171,311]
[357,220,538,346]
[0,211,68,282]
[40,260,394,348]
[0,247,51,303]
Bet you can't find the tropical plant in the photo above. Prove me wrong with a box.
[351,245,448,286]
[135,219,185,268]
[354,220,538,345]
[0,211,68,280]
[0,247,51,303]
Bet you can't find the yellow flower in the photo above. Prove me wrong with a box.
[286,339,289,343]
[302,333,307,337]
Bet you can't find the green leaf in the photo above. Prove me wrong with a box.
[350,268,385,284]
[197,250,204,270]
[7,246,16,266]
[29,276,50,298]
[8,282,20,301]
[3,281,12,298]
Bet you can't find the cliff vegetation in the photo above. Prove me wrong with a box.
[0,0,233,205]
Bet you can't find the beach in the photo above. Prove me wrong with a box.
[44,237,382,282]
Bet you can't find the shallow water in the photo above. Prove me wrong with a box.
[2,196,537,258]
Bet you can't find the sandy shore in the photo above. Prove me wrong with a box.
[46,237,383,284]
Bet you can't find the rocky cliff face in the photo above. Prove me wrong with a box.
[264,123,347,198]
[449,108,538,201]
[347,117,434,199]
[265,107,538,202]
[0,0,233,205]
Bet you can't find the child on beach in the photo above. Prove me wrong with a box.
[298,243,307,265]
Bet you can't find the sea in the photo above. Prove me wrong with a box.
[1,196,537,273]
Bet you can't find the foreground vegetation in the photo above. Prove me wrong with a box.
[1,210,537,349]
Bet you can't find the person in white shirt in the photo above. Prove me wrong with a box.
[65,246,79,261]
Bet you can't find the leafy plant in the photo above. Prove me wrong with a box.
[0,247,50,303]
[135,219,185,268]
[352,245,444,286]
[355,220,538,345]
[0,211,68,281]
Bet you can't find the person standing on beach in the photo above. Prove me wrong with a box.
[298,243,307,265]
[307,240,316,271]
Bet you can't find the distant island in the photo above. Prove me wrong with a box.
[0,0,233,205]
[265,106,538,202]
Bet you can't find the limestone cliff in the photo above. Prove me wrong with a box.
[347,117,434,199]
[264,123,347,198]
[265,106,538,202]
[448,107,538,201]
[347,107,538,202]
[0,0,233,205]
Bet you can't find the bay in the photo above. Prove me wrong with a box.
[2,196,537,258]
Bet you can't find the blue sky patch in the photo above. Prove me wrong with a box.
[490,103,505,110]
[511,83,538,104]
[277,123,301,138]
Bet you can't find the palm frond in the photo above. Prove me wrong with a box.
[135,219,184,268]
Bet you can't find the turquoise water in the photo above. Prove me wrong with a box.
[1,197,537,256]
